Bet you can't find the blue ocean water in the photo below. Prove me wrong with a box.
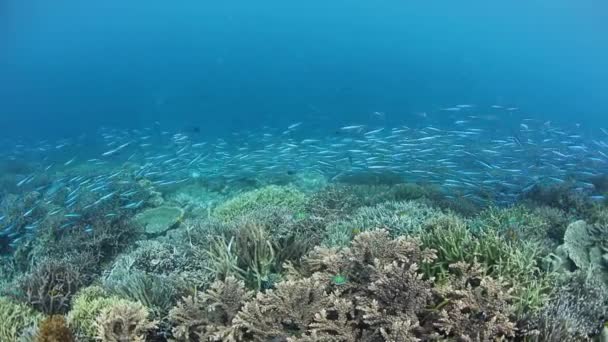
[1,0,607,141]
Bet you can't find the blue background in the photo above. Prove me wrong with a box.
[1,0,607,140]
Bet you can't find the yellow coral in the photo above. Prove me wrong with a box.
[0,296,44,341]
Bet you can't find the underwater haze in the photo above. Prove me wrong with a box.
[5,1,608,341]
[1,0,607,139]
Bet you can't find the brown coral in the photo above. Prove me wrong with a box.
[36,315,75,342]
[232,230,439,341]
[18,258,84,314]
[95,300,157,342]
[424,262,517,340]
[170,230,518,341]
[232,277,330,341]
[170,277,253,341]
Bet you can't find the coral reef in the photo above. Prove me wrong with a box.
[305,185,362,221]
[332,170,404,186]
[4,171,606,341]
[547,219,608,292]
[205,219,309,290]
[169,230,518,341]
[522,183,594,218]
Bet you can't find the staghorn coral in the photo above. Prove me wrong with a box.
[36,315,75,342]
[344,183,443,207]
[95,300,157,342]
[0,255,17,291]
[0,296,44,342]
[12,258,85,315]
[103,257,178,317]
[177,217,229,248]
[206,217,312,290]
[424,262,516,340]
[472,205,553,243]
[129,240,186,274]
[169,277,253,341]
[22,211,142,280]
[419,213,553,316]
[232,277,331,341]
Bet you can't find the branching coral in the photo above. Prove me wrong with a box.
[206,219,311,290]
[419,213,553,316]
[95,300,157,342]
[127,240,188,275]
[343,183,443,207]
[169,277,253,341]
[232,277,331,341]
[0,296,43,341]
[67,286,122,341]
[174,230,517,341]
[522,273,608,341]
[532,206,571,243]
[102,257,178,317]
[13,258,85,315]
[423,262,516,340]
[473,205,553,243]
[305,185,362,221]
[21,212,142,283]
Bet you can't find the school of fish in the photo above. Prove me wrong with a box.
[2,105,608,250]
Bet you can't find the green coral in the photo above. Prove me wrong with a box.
[0,296,43,341]
[323,200,444,247]
[418,213,554,316]
[103,258,179,317]
[213,185,308,222]
[206,221,307,290]
[67,286,122,341]
[472,205,553,243]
